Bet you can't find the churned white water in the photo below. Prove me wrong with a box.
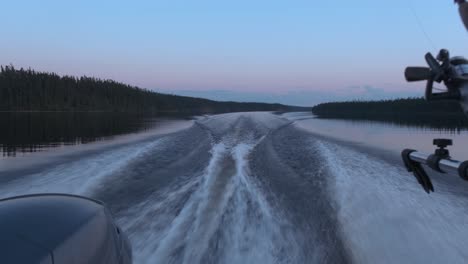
[3,112,468,264]
[0,138,166,199]
[318,141,468,264]
[118,136,301,264]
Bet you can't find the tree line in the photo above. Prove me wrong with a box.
[311,98,468,128]
[0,65,301,113]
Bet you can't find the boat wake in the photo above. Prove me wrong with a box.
[317,141,468,264]
[117,115,303,264]
[2,112,468,263]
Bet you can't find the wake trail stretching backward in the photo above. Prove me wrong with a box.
[115,113,307,263]
[2,112,468,263]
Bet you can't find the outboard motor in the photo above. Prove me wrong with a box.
[403,50,468,193]
[0,194,132,264]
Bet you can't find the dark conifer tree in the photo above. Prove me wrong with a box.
[0,65,300,113]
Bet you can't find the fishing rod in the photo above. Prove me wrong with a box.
[402,1,468,192]
[403,51,468,193]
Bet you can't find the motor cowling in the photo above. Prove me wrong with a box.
[0,194,132,264]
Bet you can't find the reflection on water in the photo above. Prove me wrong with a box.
[1,112,185,156]
[5,111,468,161]
[283,112,468,160]
[313,114,468,130]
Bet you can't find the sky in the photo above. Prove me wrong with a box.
[0,0,466,105]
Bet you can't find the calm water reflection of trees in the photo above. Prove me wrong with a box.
[1,112,167,156]
[312,98,468,131]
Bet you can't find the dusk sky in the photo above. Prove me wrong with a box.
[1,0,466,105]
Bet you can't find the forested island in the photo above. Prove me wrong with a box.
[0,65,305,113]
[312,98,468,128]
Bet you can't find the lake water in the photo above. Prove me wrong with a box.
[2,112,468,263]
[283,112,468,160]
[0,112,193,156]
[0,112,194,172]
[3,111,468,161]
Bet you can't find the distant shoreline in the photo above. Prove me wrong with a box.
[0,110,189,113]
[1,65,308,114]
[311,98,468,129]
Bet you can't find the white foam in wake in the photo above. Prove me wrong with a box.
[0,139,166,199]
[119,140,301,264]
[317,141,468,264]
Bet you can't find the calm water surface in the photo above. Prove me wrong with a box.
[1,112,192,156]
[0,112,193,171]
[283,112,468,160]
